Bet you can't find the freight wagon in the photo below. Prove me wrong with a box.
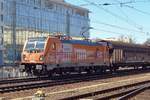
[99,40,150,69]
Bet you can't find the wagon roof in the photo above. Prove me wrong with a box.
[105,40,150,49]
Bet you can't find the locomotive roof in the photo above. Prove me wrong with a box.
[61,39,103,46]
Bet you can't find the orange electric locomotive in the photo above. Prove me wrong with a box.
[21,35,112,76]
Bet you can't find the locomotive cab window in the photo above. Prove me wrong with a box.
[25,42,35,50]
[35,42,45,50]
[24,37,46,52]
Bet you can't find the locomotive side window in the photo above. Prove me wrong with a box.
[52,43,56,50]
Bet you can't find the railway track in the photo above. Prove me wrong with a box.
[0,68,150,93]
[0,76,49,85]
[118,84,150,100]
[59,80,150,100]
[0,74,108,93]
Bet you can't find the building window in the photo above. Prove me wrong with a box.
[0,15,3,22]
[52,43,56,50]
[34,0,41,6]
[0,36,3,45]
[0,27,1,34]
[1,26,3,34]
[75,9,86,17]
[45,2,54,9]
[1,2,3,11]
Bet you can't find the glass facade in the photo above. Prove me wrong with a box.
[0,0,4,65]
[2,0,90,64]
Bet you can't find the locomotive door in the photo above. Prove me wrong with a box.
[50,39,62,64]
[96,48,103,64]
[48,41,57,64]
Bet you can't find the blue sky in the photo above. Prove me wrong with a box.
[66,0,150,43]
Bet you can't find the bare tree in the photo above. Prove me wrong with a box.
[128,35,136,44]
[118,35,125,42]
[118,35,136,44]
[144,38,150,46]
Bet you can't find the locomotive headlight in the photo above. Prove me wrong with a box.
[39,55,44,61]
[23,55,27,61]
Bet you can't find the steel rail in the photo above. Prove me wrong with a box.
[59,80,150,100]
[0,73,114,93]
[0,75,100,93]
[118,83,150,100]
[0,67,149,85]
[0,69,150,93]
[0,76,48,85]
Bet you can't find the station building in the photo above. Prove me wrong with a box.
[0,0,90,65]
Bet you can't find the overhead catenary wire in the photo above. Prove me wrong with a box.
[76,0,149,35]
[92,27,125,35]
[123,5,150,16]
[113,0,130,18]
[113,0,140,28]
[82,0,143,31]
[68,0,150,37]
[80,0,150,7]
[99,0,150,16]
[89,19,149,36]
[99,0,150,6]
[100,0,150,35]
[91,20,147,34]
